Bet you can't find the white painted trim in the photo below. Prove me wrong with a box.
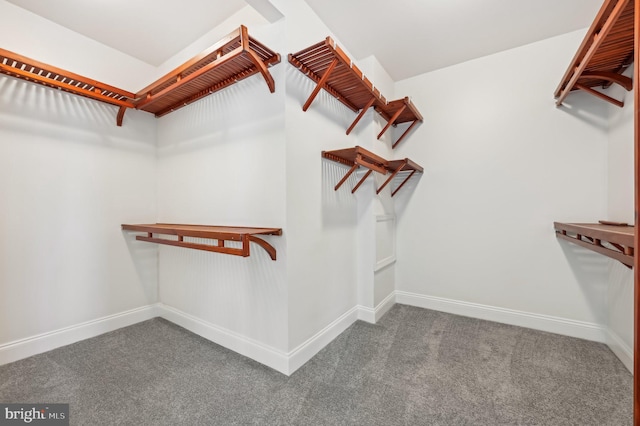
[375,215,396,271]
[0,304,160,366]
[287,306,359,374]
[157,303,290,374]
[395,291,607,343]
[606,327,633,373]
[358,292,396,324]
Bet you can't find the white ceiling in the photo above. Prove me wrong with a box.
[5,0,604,80]
[4,0,247,66]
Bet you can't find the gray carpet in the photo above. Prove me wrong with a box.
[0,304,632,425]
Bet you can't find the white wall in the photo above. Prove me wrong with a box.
[155,20,288,352]
[606,70,634,371]
[0,77,158,347]
[394,29,611,339]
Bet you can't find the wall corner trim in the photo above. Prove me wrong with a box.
[395,290,607,343]
[357,292,396,323]
[0,304,161,366]
[606,327,633,373]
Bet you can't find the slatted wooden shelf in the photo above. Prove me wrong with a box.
[135,25,280,117]
[289,37,422,148]
[553,222,634,267]
[555,0,634,107]
[322,146,422,195]
[378,158,424,197]
[0,47,136,126]
[121,223,282,260]
[0,25,280,125]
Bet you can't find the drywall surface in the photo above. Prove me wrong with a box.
[155,20,288,352]
[0,75,158,345]
[394,29,610,332]
[279,0,361,350]
[606,76,634,371]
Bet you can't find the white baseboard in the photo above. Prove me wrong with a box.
[606,327,633,373]
[287,306,360,374]
[395,291,607,343]
[358,292,396,324]
[0,304,160,366]
[156,303,290,374]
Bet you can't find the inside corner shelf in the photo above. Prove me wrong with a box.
[0,25,280,126]
[121,223,282,260]
[322,146,423,196]
[134,25,281,118]
[554,0,634,108]
[553,221,634,267]
[289,37,422,148]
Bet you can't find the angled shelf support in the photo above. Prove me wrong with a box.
[121,224,282,260]
[289,39,423,147]
[554,0,634,108]
[322,146,388,193]
[377,158,424,197]
[0,48,136,126]
[553,222,634,268]
[375,97,423,148]
[134,25,281,117]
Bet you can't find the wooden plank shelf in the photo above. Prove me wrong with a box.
[121,223,282,260]
[135,25,280,118]
[322,146,423,195]
[554,0,634,108]
[0,25,280,126]
[0,48,137,126]
[553,222,634,267]
[289,37,422,148]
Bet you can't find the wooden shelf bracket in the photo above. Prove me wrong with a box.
[554,0,634,108]
[121,223,282,260]
[377,158,424,197]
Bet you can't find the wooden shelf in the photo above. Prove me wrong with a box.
[135,25,280,117]
[289,37,422,148]
[553,222,634,267]
[121,223,282,260]
[0,25,280,125]
[554,0,634,108]
[322,146,423,195]
[0,48,136,126]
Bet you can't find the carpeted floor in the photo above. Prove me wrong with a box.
[0,304,632,425]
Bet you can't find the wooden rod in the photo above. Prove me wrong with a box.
[392,120,419,149]
[346,97,376,135]
[136,236,245,257]
[378,104,406,140]
[634,0,640,422]
[303,58,338,112]
[556,0,631,106]
[352,170,372,193]
[334,163,358,191]
[575,83,624,107]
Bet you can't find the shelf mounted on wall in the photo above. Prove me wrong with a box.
[289,37,423,148]
[553,222,634,268]
[322,146,423,196]
[0,48,137,126]
[554,0,634,108]
[377,158,424,197]
[135,25,281,117]
[0,25,280,125]
[121,223,282,260]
